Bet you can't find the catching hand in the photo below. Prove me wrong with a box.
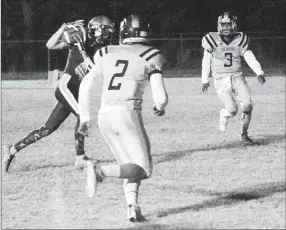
[202,82,210,92]
[66,19,84,31]
[153,106,165,116]
[78,121,90,137]
[257,75,266,85]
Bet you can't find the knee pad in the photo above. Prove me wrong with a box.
[241,102,253,113]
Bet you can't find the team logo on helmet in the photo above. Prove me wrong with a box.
[217,12,237,36]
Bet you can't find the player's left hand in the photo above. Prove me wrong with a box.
[202,82,210,92]
[153,106,165,116]
[257,75,266,84]
[78,121,90,137]
[73,35,86,53]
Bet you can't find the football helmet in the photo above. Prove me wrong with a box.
[119,15,150,44]
[87,15,115,46]
[217,12,237,36]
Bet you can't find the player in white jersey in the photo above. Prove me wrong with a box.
[78,15,168,222]
[201,12,266,145]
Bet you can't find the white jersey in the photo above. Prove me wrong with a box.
[202,32,249,79]
[92,44,165,110]
[79,43,167,122]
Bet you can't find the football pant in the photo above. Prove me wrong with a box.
[214,74,253,117]
[98,105,152,178]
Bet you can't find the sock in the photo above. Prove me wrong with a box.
[241,111,252,135]
[75,133,85,156]
[123,179,141,206]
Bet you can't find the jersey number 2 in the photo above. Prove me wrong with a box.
[108,60,129,90]
[224,53,233,67]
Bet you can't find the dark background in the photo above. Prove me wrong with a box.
[2,0,286,39]
[1,0,286,75]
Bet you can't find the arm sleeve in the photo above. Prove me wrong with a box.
[243,50,264,76]
[78,65,100,122]
[201,49,212,83]
[150,72,168,111]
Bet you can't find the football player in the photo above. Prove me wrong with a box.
[78,15,168,222]
[201,12,266,145]
[2,16,115,172]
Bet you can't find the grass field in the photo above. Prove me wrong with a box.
[1,75,285,229]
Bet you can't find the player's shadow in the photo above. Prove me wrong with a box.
[157,181,285,218]
[154,133,285,164]
[19,133,285,170]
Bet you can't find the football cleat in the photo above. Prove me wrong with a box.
[219,109,228,132]
[127,204,146,222]
[86,161,105,198]
[240,133,254,145]
[75,155,91,170]
[2,145,15,173]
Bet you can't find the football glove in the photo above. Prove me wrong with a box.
[66,20,84,31]
[153,106,165,116]
[257,75,266,85]
[202,82,210,92]
[78,121,90,137]
[73,35,86,53]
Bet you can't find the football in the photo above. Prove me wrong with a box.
[61,26,86,45]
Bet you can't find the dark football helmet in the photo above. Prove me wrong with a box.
[217,12,238,36]
[87,15,115,46]
[119,15,150,44]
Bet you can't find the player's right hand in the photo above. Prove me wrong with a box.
[257,74,266,85]
[153,106,165,116]
[202,82,210,92]
[78,121,90,137]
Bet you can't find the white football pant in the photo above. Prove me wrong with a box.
[214,74,253,116]
[98,105,152,177]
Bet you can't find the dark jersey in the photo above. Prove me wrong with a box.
[63,43,98,84]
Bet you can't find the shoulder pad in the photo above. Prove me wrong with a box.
[202,33,218,50]
[139,47,164,63]
[238,32,249,48]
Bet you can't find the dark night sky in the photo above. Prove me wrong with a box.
[1,0,286,40]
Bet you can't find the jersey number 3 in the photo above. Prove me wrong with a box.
[224,53,233,67]
[108,60,129,90]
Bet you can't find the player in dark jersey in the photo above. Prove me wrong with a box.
[2,16,115,173]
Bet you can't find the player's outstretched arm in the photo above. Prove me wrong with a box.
[78,64,100,136]
[150,73,168,116]
[46,23,70,50]
[243,50,266,84]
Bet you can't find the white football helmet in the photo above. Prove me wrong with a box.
[217,12,238,36]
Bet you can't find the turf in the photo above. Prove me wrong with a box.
[1,76,285,229]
